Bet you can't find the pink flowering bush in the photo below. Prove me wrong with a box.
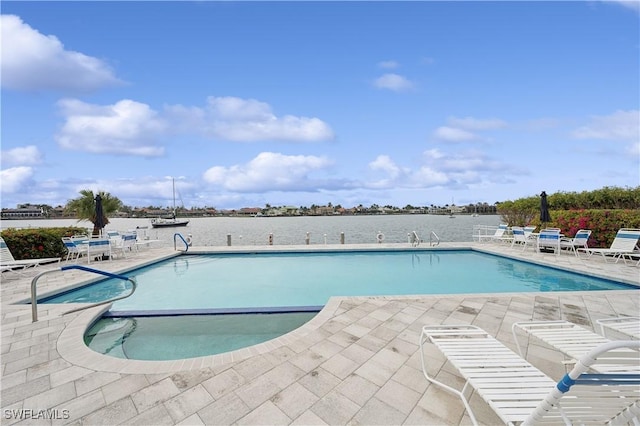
[552,209,640,248]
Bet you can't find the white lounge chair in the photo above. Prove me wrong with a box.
[559,229,591,257]
[510,227,534,251]
[579,228,640,263]
[597,316,640,340]
[536,228,561,255]
[85,238,112,264]
[512,320,640,373]
[61,237,82,262]
[1,236,60,275]
[106,230,120,239]
[114,233,138,258]
[621,252,640,266]
[477,224,512,243]
[420,324,640,425]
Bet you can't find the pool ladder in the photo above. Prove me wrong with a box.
[409,231,440,247]
[409,231,421,247]
[174,233,191,251]
[30,265,137,322]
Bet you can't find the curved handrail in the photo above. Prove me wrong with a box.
[409,231,421,247]
[173,233,189,252]
[31,265,137,322]
[429,231,440,247]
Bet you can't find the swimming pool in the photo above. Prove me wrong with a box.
[43,250,631,312]
[47,249,633,361]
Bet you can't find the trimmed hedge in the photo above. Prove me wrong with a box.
[1,227,88,260]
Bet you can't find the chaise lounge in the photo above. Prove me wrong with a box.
[512,320,640,373]
[1,236,60,276]
[579,228,640,263]
[420,324,640,425]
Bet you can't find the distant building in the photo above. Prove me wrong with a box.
[1,205,44,219]
[238,207,262,216]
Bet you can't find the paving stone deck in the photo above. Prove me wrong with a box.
[2,242,638,425]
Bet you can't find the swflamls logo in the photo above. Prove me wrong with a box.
[3,409,70,420]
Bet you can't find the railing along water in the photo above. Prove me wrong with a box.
[31,265,137,322]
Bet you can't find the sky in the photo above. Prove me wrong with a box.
[1,1,639,211]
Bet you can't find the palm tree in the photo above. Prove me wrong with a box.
[65,190,123,236]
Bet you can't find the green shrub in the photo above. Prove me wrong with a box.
[1,227,88,260]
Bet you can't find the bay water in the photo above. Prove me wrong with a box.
[2,214,501,246]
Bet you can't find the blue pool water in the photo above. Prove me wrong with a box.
[43,250,630,312]
[85,312,317,360]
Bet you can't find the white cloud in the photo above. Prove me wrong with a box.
[604,0,640,12]
[55,99,167,156]
[447,116,507,130]
[571,110,640,142]
[202,152,335,192]
[368,155,403,179]
[378,60,399,69]
[367,155,411,189]
[432,116,507,143]
[167,96,335,142]
[433,126,477,142]
[366,153,449,189]
[0,166,34,193]
[52,96,334,157]
[412,166,450,186]
[1,14,121,92]
[0,145,43,166]
[373,73,414,92]
[366,149,520,191]
[423,148,446,160]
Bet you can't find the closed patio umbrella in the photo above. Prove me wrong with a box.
[540,191,551,228]
[93,194,108,236]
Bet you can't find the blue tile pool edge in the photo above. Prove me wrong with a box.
[104,305,324,317]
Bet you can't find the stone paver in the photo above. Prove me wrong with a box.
[1,243,639,425]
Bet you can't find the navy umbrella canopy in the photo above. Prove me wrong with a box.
[93,194,108,236]
[540,191,551,226]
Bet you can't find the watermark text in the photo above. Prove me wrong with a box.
[3,409,70,420]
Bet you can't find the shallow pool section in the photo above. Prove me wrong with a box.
[43,251,631,312]
[85,312,317,360]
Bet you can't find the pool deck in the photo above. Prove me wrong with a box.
[1,242,639,425]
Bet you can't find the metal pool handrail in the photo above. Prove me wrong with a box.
[174,233,190,252]
[30,265,137,322]
[409,231,421,247]
[430,231,440,247]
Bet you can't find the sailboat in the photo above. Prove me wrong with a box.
[151,179,190,228]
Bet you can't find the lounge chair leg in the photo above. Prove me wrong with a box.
[419,333,479,426]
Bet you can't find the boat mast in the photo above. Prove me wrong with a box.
[172,178,176,219]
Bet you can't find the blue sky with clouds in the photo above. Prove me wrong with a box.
[1,1,638,210]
